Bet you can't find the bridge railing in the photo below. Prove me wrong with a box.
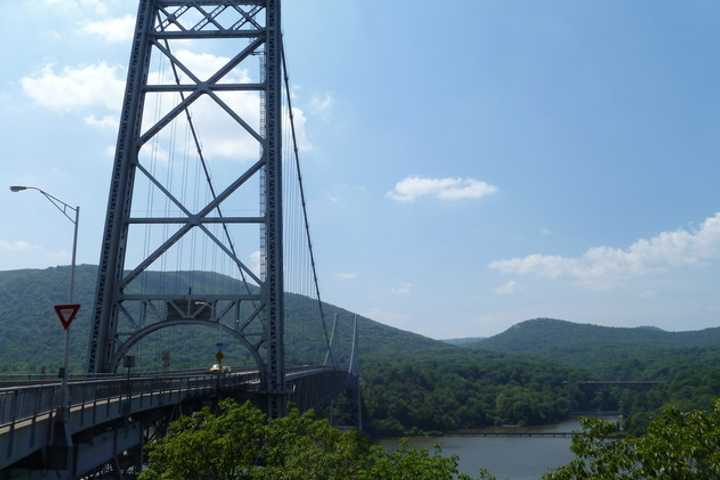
[0,371,261,432]
[0,365,333,434]
[0,368,238,387]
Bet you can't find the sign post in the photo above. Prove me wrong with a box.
[123,355,136,413]
[54,304,80,415]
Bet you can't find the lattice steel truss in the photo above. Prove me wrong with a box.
[87,0,286,416]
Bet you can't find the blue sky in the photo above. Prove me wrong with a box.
[1,0,720,338]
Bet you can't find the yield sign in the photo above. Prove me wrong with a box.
[54,304,80,330]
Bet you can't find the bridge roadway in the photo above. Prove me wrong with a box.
[0,366,353,479]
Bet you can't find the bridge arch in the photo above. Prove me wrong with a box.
[110,320,266,384]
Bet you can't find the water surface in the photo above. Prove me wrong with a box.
[382,418,601,480]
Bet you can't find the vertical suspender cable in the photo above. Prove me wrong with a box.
[157,28,256,303]
[281,36,335,367]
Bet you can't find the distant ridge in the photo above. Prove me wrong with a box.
[443,337,486,346]
[456,317,720,356]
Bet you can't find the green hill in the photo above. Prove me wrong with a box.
[456,318,720,370]
[0,265,445,373]
[474,318,720,351]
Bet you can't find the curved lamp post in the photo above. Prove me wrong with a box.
[9,185,79,412]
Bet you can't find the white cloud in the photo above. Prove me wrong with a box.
[248,250,262,278]
[387,176,498,202]
[284,107,312,152]
[0,240,68,270]
[494,280,517,296]
[541,228,553,237]
[490,213,720,288]
[336,272,358,280]
[84,114,118,129]
[21,63,124,112]
[82,15,135,43]
[309,92,333,115]
[163,49,247,83]
[144,49,263,161]
[148,49,310,161]
[0,240,36,254]
[21,48,312,163]
[391,281,414,295]
[45,0,108,15]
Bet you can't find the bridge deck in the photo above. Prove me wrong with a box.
[0,366,352,476]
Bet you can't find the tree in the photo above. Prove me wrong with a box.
[139,399,491,480]
[544,399,720,479]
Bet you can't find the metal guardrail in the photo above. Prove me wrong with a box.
[0,368,241,386]
[0,365,330,434]
[0,371,260,432]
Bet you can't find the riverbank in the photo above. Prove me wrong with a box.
[381,418,590,479]
[374,414,621,439]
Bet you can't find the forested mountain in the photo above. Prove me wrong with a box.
[0,265,445,372]
[363,332,720,435]
[431,318,720,434]
[476,318,720,351]
[464,318,720,363]
[5,267,720,436]
[362,349,583,435]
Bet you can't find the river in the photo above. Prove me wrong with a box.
[381,417,615,479]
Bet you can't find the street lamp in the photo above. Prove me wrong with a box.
[9,186,80,302]
[9,185,80,407]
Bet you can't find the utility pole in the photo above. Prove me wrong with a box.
[9,185,79,404]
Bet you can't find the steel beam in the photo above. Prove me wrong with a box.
[88,0,155,374]
[157,0,266,6]
[263,0,285,418]
[153,30,263,39]
[127,216,265,224]
[144,83,265,92]
[88,0,283,393]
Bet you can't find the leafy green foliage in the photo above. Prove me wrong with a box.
[362,349,578,435]
[453,318,720,434]
[139,399,491,480]
[544,400,720,479]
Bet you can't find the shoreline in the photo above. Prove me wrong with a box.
[375,414,621,440]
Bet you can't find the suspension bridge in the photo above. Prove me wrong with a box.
[1,1,360,478]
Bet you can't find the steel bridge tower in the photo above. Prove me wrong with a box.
[87,0,286,416]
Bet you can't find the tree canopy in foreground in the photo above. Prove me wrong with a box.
[140,398,720,479]
[139,399,492,480]
[544,399,720,479]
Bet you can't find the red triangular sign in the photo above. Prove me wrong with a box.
[54,304,80,330]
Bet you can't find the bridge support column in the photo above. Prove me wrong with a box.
[263,0,286,419]
[44,414,73,471]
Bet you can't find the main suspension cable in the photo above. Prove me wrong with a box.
[281,35,336,367]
